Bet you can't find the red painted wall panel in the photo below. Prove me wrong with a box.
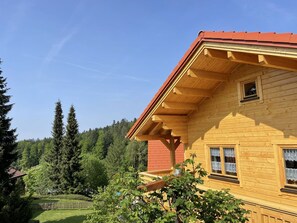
[148,140,184,171]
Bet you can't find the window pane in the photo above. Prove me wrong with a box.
[210,148,221,174]
[244,81,257,98]
[224,148,237,176]
[283,149,297,185]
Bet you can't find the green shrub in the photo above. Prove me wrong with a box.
[85,155,249,223]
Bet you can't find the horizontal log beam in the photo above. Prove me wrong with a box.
[149,122,163,135]
[173,87,212,97]
[204,48,227,59]
[187,69,228,81]
[227,51,258,64]
[204,48,297,72]
[162,102,198,110]
[152,115,188,123]
[135,134,171,141]
[258,54,297,71]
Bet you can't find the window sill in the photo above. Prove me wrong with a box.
[280,186,297,195]
[240,96,260,103]
[208,174,240,184]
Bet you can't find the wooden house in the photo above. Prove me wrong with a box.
[147,140,184,171]
[127,31,297,222]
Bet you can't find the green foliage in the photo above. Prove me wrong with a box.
[0,62,32,222]
[0,184,32,223]
[60,105,83,194]
[86,155,249,223]
[45,101,64,193]
[17,118,147,195]
[105,138,127,178]
[23,163,53,195]
[0,73,18,195]
[93,129,105,159]
[81,154,108,192]
[18,138,52,170]
[124,141,147,172]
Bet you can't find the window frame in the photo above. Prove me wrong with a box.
[273,141,297,195]
[207,145,239,184]
[237,73,263,105]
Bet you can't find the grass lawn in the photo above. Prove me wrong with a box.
[32,209,93,223]
[31,195,93,223]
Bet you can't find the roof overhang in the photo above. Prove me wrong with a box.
[127,31,297,143]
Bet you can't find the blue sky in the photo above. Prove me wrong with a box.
[1,0,297,140]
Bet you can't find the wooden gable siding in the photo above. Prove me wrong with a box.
[186,64,297,213]
[148,140,184,171]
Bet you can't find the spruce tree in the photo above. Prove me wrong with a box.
[61,105,83,194]
[0,72,17,195]
[93,129,105,159]
[45,101,64,193]
[0,61,31,223]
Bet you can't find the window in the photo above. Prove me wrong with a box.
[209,146,239,183]
[243,81,257,99]
[283,149,297,186]
[237,75,263,104]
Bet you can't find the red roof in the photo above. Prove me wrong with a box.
[8,167,26,179]
[127,31,297,139]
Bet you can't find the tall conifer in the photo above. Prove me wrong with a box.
[45,101,64,193]
[0,61,31,223]
[0,64,17,195]
[61,105,82,193]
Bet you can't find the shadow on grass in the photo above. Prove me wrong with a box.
[31,210,45,220]
[44,214,88,223]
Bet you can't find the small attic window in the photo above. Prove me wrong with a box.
[243,81,257,99]
[238,76,262,103]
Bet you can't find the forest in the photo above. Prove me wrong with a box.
[16,117,147,195]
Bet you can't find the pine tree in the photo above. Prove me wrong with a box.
[61,105,83,194]
[105,138,126,178]
[0,61,31,223]
[93,129,105,159]
[45,101,64,193]
[0,64,18,195]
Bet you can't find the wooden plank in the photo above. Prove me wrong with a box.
[152,115,188,123]
[173,87,212,97]
[187,68,228,81]
[227,51,259,64]
[204,48,227,59]
[135,135,170,141]
[162,102,198,110]
[258,55,297,71]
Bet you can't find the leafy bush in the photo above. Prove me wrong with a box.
[81,154,108,193]
[23,163,53,195]
[85,155,249,223]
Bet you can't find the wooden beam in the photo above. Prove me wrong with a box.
[258,55,297,71]
[135,135,170,141]
[187,69,228,81]
[142,122,159,135]
[152,115,188,123]
[162,123,187,130]
[171,130,188,137]
[149,122,163,135]
[173,87,212,97]
[160,136,181,168]
[227,51,258,64]
[162,102,198,110]
[204,48,227,59]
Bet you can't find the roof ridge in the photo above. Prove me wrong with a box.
[198,31,297,44]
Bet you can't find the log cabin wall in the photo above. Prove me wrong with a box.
[186,64,297,222]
